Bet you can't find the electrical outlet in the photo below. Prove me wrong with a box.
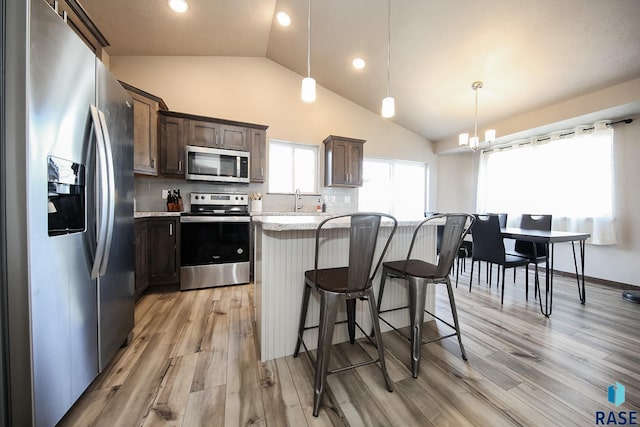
[162,189,169,199]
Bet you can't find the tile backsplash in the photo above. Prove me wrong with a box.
[134,176,358,214]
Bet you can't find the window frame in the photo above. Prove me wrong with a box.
[359,157,428,218]
[267,139,320,195]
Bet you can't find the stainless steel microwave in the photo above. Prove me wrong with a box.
[185,145,250,183]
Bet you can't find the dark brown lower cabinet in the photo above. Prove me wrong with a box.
[134,219,149,298]
[135,217,180,298]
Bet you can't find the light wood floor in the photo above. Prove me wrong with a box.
[59,267,640,426]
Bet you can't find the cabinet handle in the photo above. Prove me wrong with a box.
[178,160,182,172]
[151,158,155,168]
[261,167,264,177]
[217,134,221,147]
[169,223,173,236]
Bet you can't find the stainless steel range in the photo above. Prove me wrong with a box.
[180,193,250,290]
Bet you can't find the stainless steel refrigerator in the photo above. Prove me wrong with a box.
[2,0,135,425]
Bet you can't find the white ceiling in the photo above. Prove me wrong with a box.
[80,0,640,142]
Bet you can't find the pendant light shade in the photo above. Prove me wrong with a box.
[469,136,480,150]
[301,77,316,103]
[382,96,395,118]
[168,0,189,13]
[301,0,316,102]
[484,129,496,143]
[381,0,394,118]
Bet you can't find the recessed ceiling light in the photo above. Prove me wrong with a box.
[276,11,291,27]
[168,0,189,13]
[352,58,366,70]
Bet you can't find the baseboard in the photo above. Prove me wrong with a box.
[553,270,637,290]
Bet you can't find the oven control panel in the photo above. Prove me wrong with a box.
[190,193,248,206]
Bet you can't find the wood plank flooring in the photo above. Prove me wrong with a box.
[59,267,640,426]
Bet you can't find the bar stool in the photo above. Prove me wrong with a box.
[377,213,474,378]
[293,213,397,417]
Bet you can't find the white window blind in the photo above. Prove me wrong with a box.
[477,127,615,244]
[359,158,426,219]
[268,140,318,193]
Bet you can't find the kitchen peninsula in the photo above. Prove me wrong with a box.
[253,215,441,361]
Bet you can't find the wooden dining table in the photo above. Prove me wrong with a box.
[500,228,591,317]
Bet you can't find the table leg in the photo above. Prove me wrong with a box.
[536,243,553,317]
[571,241,587,304]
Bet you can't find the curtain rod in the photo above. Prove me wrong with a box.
[482,118,634,153]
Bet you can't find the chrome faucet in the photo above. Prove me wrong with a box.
[294,189,303,212]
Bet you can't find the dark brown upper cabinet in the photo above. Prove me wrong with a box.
[323,135,365,187]
[189,119,219,148]
[249,128,266,183]
[158,110,267,180]
[159,113,187,177]
[121,82,168,176]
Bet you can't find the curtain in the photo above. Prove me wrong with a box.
[476,126,616,245]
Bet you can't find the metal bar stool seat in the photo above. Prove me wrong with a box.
[377,213,474,378]
[293,213,398,417]
[383,260,437,278]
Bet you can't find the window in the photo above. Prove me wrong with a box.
[268,140,318,193]
[476,127,615,244]
[359,158,427,219]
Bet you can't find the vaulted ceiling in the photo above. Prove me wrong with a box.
[80,0,640,142]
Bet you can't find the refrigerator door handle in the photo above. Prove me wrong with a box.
[90,104,109,279]
[97,109,116,277]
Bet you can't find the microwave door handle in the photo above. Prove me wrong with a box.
[89,105,109,279]
[237,156,240,177]
[97,109,116,276]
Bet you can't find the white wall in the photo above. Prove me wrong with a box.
[111,56,435,214]
[436,151,476,213]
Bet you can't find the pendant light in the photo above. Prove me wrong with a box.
[301,0,316,102]
[459,81,495,150]
[167,0,189,13]
[381,0,395,118]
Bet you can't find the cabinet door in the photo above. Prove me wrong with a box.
[347,141,363,186]
[134,219,149,298]
[129,92,158,175]
[332,140,350,185]
[219,124,248,151]
[249,128,266,183]
[189,120,219,148]
[160,116,186,176]
[148,218,180,285]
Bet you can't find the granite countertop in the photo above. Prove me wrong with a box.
[250,211,332,216]
[134,211,182,218]
[252,214,437,231]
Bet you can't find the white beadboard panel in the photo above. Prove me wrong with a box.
[255,222,438,361]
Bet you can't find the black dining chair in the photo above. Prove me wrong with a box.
[484,213,508,286]
[470,215,530,304]
[509,214,552,295]
[377,213,474,378]
[293,213,397,417]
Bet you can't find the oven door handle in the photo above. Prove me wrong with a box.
[180,216,251,223]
